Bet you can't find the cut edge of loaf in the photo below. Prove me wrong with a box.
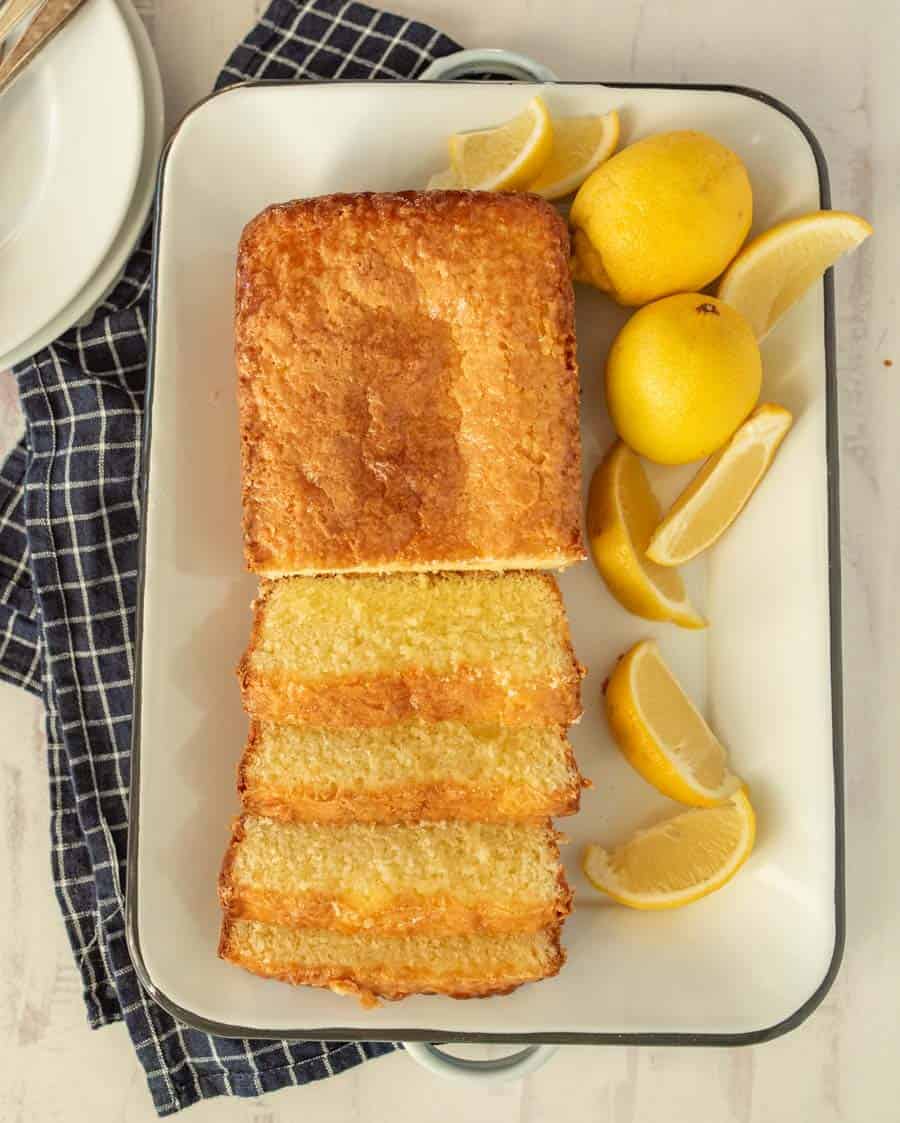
[236,573,584,729]
[218,915,567,1008]
[218,815,573,937]
[237,720,588,825]
[255,553,586,578]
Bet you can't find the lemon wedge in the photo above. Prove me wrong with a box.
[717,210,873,340]
[646,403,793,566]
[527,111,620,200]
[426,166,461,189]
[605,639,742,806]
[583,790,755,910]
[587,441,705,629]
[449,95,553,191]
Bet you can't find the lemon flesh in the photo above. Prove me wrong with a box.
[605,639,741,806]
[605,293,762,465]
[570,130,752,306]
[449,96,553,191]
[527,111,620,200]
[647,403,793,566]
[718,209,872,339]
[583,790,755,910]
[426,166,461,190]
[587,441,705,629]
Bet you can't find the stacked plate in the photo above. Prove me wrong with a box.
[0,0,163,369]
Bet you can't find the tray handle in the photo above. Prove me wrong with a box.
[403,1042,558,1083]
[417,48,558,83]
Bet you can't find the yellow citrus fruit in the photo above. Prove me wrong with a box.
[647,403,793,566]
[448,95,553,191]
[587,441,705,629]
[583,789,756,910]
[527,111,620,200]
[426,166,461,189]
[605,639,741,806]
[605,293,762,465]
[570,130,753,306]
[718,210,873,339]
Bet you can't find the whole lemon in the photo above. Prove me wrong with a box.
[605,294,762,465]
[571,130,752,306]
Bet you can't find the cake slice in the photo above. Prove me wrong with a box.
[219,816,571,936]
[238,719,586,825]
[238,571,583,728]
[235,191,584,577]
[219,917,565,1007]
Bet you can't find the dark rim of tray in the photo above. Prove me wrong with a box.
[125,79,845,1047]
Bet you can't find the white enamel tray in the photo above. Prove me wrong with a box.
[128,78,844,1048]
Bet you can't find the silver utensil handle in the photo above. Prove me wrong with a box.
[0,0,88,96]
[0,0,45,44]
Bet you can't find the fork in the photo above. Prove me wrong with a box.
[0,0,46,46]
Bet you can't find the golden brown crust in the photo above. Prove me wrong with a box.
[217,817,243,919]
[218,917,566,1008]
[236,573,584,728]
[237,721,584,824]
[218,815,572,937]
[224,885,563,936]
[239,781,581,825]
[239,664,582,728]
[235,191,584,576]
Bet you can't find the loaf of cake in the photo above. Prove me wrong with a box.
[238,719,585,825]
[238,571,583,728]
[219,815,571,936]
[234,191,584,577]
[219,917,565,1007]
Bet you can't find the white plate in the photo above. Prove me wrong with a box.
[0,0,164,369]
[130,81,842,1043]
[0,0,144,361]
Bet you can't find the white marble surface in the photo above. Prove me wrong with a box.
[1,0,898,1118]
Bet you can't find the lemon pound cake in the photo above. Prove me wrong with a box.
[219,816,571,936]
[238,571,583,727]
[239,719,585,825]
[219,918,565,1007]
[235,191,584,576]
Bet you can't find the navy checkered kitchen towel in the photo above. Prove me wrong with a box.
[0,1,461,1114]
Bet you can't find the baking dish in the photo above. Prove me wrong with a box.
[126,65,844,1079]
